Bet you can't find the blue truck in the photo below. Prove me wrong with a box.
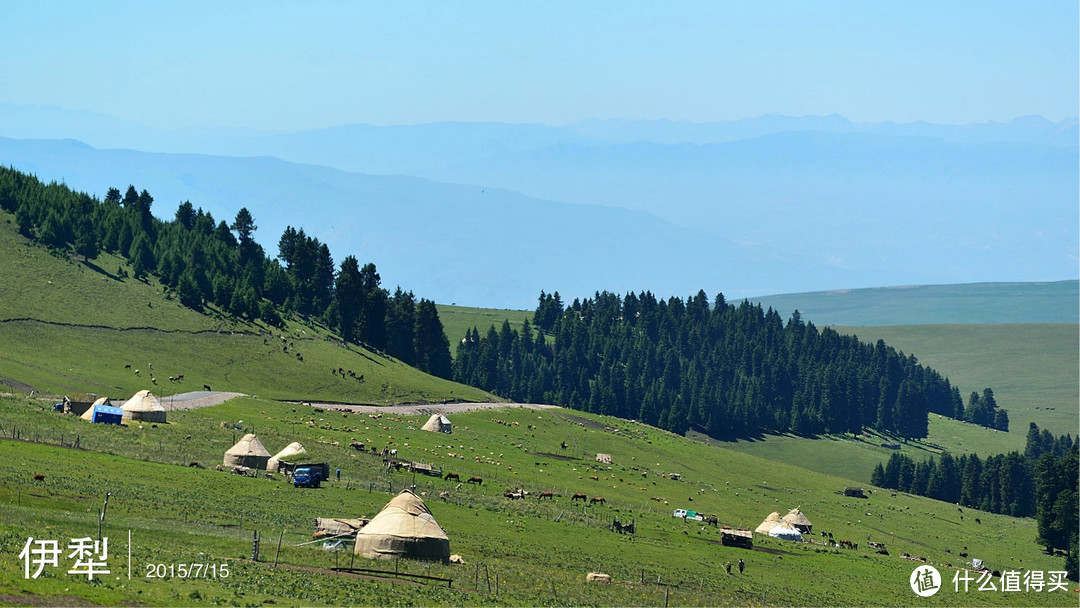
[291,463,330,488]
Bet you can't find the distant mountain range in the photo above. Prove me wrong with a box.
[0,104,1075,309]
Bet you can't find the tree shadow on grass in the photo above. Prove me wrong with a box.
[83,260,123,281]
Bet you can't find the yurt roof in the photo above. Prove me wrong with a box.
[120,390,165,413]
[754,511,784,534]
[784,507,812,526]
[358,490,448,541]
[91,396,111,407]
[271,441,307,462]
[225,433,272,458]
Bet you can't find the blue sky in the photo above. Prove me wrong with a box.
[2,1,1076,131]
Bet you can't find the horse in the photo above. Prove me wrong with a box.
[538,491,554,500]
[466,476,483,485]
[571,493,588,502]
[590,496,606,505]
[443,472,460,482]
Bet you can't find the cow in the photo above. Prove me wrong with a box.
[589,475,599,481]
[704,515,719,527]
[466,476,483,485]
[33,474,45,482]
[203,384,211,391]
[504,489,524,500]
[571,493,588,502]
[590,496,606,505]
[350,442,365,451]
[444,472,460,482]
[975,518,981,524]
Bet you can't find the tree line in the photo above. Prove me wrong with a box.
[455,289,984,440]
[870,422,1076,577]
[0,166,451,378]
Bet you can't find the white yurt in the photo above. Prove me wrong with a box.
[119,390,167,423]
[267,441,308,472]
[223,433,272,469]
[420,414,452,434]
[768,520,804,542]
[353,489,450,563]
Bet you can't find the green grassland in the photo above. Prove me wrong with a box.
[832,324,1079,438]
[710,416,1030,484]
[437,304,537,357]
[0,395,1072,606]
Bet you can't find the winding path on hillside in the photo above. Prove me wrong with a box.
[305,401,559,416]
[156,392,557,416]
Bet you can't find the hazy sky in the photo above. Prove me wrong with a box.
[2,1,1076,131]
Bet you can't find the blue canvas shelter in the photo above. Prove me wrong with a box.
[87,405,124,425]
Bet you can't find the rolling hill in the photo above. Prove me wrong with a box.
[0,207,493,404]
[0,395,1073,606]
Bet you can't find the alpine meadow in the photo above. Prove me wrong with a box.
[1,3,1078,607]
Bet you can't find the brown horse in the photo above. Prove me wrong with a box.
[444,472,460,482]
[590,496,606,505]
[538,491,554,500]
[466,476,483,485]
[571,493,588,502]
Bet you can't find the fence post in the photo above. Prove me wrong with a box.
[273,529,284,568]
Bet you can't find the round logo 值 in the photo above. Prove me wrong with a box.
[910,565,942,597]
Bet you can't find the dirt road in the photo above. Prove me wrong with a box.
[157,391,246,410]
[305,401,559,416]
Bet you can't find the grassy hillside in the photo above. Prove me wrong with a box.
[0,211,494,404]
[437,304,536,358]
[832,324,1078,437]
[0,394,1071,606]
[751,281,1079,326]
[711,416,1031,484]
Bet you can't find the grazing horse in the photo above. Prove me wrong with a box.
[704,515,719,527]
[466,476,483,485]
[538,491,554,500]
[443,472,460,482]
[590,496,606,505]
[571,493,588,502]
[612,518,635,535]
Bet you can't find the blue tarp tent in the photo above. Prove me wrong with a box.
[86,405,123,425]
